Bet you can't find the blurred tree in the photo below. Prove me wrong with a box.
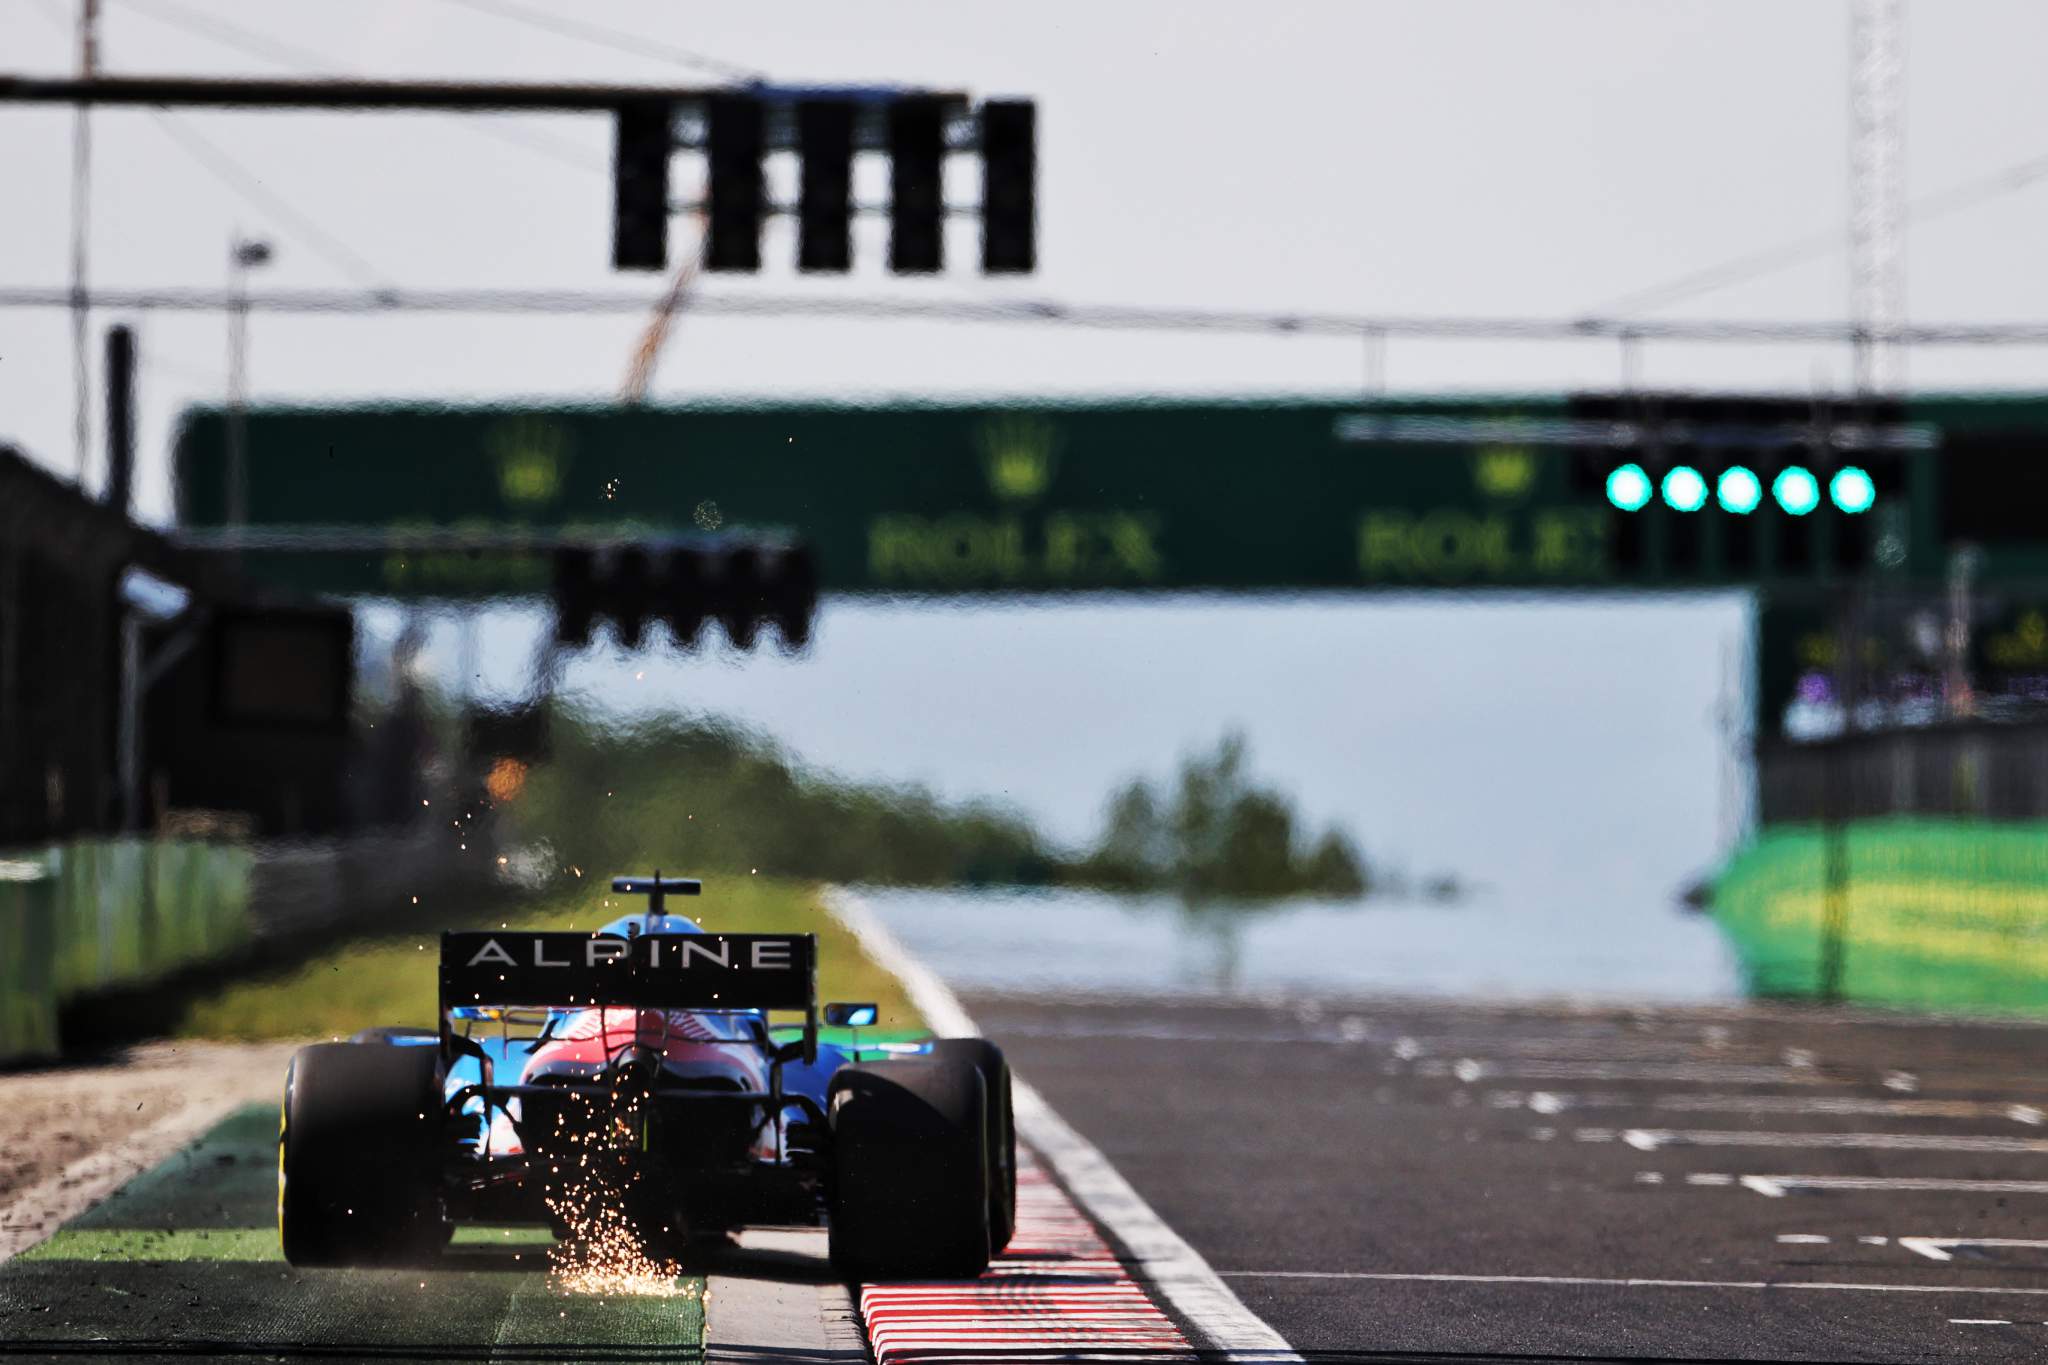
[1082,730,1371,901]
[503,711,1373,901]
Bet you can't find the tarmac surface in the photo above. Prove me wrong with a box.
[968,989,2048,1363]
[14,993,2048,1361]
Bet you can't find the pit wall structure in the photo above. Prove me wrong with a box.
[0,828,495,1064]
[0,840,253,1063]
[1712,817,2048,1014]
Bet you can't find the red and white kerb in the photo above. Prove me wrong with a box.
[859,1151,1196,1362]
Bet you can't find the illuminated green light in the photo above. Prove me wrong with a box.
[1717,466,1763,514]
[1773,466,1821,515]
[1830,466,1877,514]
[1606,463,1653,511]
[1661,466,1708,512]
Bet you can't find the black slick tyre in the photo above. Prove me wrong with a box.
[278,1041,446,1267]
[929,1038,1016,1253]
[827,1057,990,1281]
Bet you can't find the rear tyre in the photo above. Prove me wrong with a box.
[279,1041,446,1267]
[929,1038,1016,1253]
[828,1058,990,1281]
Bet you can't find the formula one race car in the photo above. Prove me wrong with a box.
[277,875,1015,1279]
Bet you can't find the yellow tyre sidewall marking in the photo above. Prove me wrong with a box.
[276,1062,291,1246]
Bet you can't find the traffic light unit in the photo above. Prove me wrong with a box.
[796,99,855,273]
[705,94,766,273]
[888,96,946,273]
[979,99,1037,274]
[551,539,819,652]
[611,100,674,271]
[1567,394,1920,580]
[609,93,1036,277]
[1601,460,1880,516]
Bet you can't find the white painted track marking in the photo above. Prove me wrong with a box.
[1493,1091,2048,1124]
[1410,1037,1792,1062]
[1679,1173,2048,1199]
[1900,1237,2048,1263]
[1214,1271,2048,1297]
[1620,1127,2048,1154]
[827,888,1302,1362]
[1420,1059,1833,1085]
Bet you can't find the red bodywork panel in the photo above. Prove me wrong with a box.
[510,1008,775,1162]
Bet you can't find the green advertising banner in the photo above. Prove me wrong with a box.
[172,394,2038,597]
[1714,818,2048,1015]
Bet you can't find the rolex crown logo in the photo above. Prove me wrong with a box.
[1473,445,1536,500]
[488,417,572,509]
[978,415,1062,502]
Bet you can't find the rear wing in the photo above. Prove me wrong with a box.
[440,930,816,1023]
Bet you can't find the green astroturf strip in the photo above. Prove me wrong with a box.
[0,1104,706,1358]
[16,1227,279,1263]
[17,1227,558,1264]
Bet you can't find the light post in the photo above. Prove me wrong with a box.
[225,236,272,530]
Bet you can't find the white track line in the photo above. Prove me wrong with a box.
[1899,1237,2048,1263]
[0,1093,251,1263]
[1214,1270,2048,1298]
[1419,1059,1833,1086]
[826,887,1301,1363]
[1493,1091,2046,1124]
[1685,1173,2048,1199]
[1404,1037,1791,1062]
[1620,1128,2048,1154]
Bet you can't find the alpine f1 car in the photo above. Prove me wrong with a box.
[277,875,1015,1279]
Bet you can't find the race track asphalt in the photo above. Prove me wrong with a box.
[16,993,2048,1362]
[967,990,2048,1363]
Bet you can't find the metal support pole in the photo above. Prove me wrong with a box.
[1943,544,1980,719]
[105,323,134,517]
[118,613,141,831]
[1818,582,1866,1003]
[69,0,100,484]
[1361,327,1386,400]
[225,238,271,530]
[1849,0,1906,395]
[226,264,248,528]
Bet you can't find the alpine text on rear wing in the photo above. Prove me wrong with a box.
[439,931,817,1012]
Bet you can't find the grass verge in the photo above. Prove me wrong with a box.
[174,875,923,1040]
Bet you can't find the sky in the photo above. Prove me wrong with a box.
[8,2,2048,514]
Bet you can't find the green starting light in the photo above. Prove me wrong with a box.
[1661,465,1708,512]
[1716,466,1762,514]
[1606,463,1653,512]
[1773,466,1821,516]
[1830,465,1877,514]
